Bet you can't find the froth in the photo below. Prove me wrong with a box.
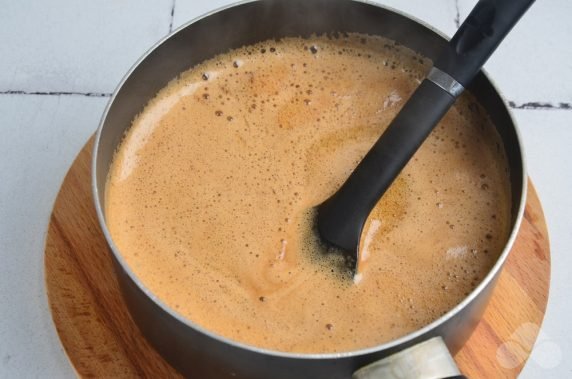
[105,34,511,353]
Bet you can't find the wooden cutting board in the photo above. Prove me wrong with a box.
[45,138,550,378]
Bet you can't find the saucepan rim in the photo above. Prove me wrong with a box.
[92,0,527,361]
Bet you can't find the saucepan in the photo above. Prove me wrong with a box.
[92,0,526,377]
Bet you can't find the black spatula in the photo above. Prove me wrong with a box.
[317,0,535,270]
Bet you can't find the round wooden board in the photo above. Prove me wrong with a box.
[45,138,550,378]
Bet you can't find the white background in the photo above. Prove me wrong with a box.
[1,0,570,377]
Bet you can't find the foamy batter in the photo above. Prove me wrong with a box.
[106,34,511,353]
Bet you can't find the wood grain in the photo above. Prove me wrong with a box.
[45,139,550,378]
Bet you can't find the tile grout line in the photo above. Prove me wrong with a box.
[509,101,572,110]
[0,90,111,97]
[168,0,176,33]
[454,0,461,28]
[1,90,570,111]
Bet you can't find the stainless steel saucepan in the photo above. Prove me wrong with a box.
[92,1,526,378]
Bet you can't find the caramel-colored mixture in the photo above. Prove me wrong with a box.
[106,34,511,353]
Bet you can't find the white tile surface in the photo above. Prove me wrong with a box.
[0,0,172,94]
[513,109,572,378]
[0,94,107,378]
[459,0,572,105]
[0,0,571,378]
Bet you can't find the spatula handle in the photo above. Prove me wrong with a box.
[436,0,535,87]
[317,0,535,251]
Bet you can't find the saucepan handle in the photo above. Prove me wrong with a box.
[352,337,466,379]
